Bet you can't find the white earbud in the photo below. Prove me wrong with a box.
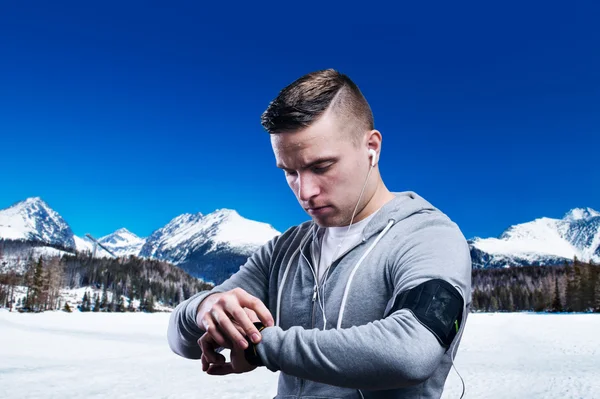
[368,149,377,167]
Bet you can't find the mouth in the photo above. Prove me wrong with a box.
[306,205,332,215]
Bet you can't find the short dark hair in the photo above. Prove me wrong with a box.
[260,69,374,144]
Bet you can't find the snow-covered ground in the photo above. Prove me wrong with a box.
[0,310,598,399]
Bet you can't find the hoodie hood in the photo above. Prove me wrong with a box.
[361,191,437,240]
[307,191,438,265]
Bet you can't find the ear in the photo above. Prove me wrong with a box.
[366,129,382,160]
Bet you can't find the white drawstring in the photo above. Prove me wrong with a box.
[275,225,315,327]
[276,220,396,330]
[336,219,394,329]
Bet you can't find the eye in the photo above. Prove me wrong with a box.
[312,163,332,174]
[283,169,297,177]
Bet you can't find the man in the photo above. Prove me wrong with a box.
[168,69,472,398]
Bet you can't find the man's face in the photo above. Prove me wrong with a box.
[271,110,370,227]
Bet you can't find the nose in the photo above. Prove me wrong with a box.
[297,172,320,202]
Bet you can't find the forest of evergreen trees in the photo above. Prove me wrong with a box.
[0,243,213,312]
[1,238,599,313]
[472,258,600,312]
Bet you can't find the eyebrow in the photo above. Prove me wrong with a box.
[276,157,337,170]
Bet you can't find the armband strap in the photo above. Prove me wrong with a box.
[391,279,464,348]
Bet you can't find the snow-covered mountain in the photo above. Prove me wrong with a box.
[5,196,596,277]
[0,197,76,249]
[469,207,600,268]
[139,209,281,284]
[97,228,146,257]
[0,197,281,283]
[0,198,139,261]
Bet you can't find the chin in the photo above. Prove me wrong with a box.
[311,215,342,228]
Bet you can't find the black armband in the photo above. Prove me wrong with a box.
[244,322,266,367]
[391,279,464,348]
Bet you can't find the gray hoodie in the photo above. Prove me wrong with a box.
[168,191,472,398]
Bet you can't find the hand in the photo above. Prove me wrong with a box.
[196,288,274,351]
[198,332,257,376]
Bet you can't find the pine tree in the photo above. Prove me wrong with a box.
[533,289,545,312]
[507,290,515,312]
[41,266,52,311]
[29,257,44,311]
[127,296,135,312]
[117,295,125,313]
[80,291,90,312]
[108,291,116,313]
[472,289,481,311]
[523,288,531,311]
[489,296,499,312]
[23,256,35,310]
[551,278,562,312]
[93,293,100,312]
[572,266,583,312]
[566,265,583,312]
[145,294,155,313]
[579,264,592,311]
[101,286,108,311]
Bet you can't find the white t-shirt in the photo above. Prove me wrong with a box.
[316,209,380,284]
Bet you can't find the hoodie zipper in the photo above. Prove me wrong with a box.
[299,238,319,399]
[299,233,369,399]
[310,240,319,328]
[300,239,322,398]
[301,237,364,398]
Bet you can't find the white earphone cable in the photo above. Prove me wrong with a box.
[320,156,375,327]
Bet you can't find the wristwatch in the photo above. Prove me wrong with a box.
[244,322,266,367]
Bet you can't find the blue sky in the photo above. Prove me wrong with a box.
[0,1,598,240]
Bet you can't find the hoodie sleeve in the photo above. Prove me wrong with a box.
[167,234,277,359]
[255,217,472,390]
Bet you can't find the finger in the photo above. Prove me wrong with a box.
[244,308,260,323]
[199,335,227,365]
[230,321,246,335]
[235,289,275,327]
[207,363,235,376]
[215,311,249,350]
[201,354,209,372]
[200,313,230,348]
[225,304,262,344]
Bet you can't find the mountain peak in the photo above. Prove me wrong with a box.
[24,196,44,203]
[15,196,50,209]
[212,208,238,217]
[563,207,600,222]
[0,196,75,249]
[96,227,146,257]
[99,227,143,241]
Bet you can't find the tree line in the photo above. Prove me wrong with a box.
[471,257,600,312]
[0,243,213,312]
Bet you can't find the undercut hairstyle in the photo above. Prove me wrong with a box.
[260,69,374,146]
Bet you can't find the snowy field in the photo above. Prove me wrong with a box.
[0,310,599,399]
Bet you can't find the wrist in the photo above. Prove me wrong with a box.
[244,322,266,367]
